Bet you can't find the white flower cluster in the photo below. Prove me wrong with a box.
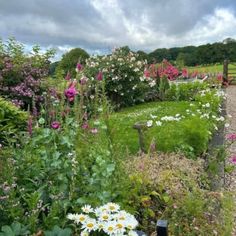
[146,113,184,127]
[67,203,139,236]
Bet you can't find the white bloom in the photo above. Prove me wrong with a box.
[106,202,120,212]
[125,216,139,230]
[99,211,110,221]
[68,213,87,224]
[190,103,194,107]
[67,213,76,221]
[103,221,117,235]
[150,114,157,119]
[216,116,225,122]
[225,123,230,128]
[82,218,97,232]
[128,230,139,236]
[115,221,126,234]
[94,120,100,126]
[149,80,156,87]
[156,121,162,126]
[80,230,89,236]
[82,205,93,213]
[147,120,153,127]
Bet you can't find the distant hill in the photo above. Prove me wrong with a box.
[145,38,236,66]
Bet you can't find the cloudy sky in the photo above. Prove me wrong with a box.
[1,0,236,59]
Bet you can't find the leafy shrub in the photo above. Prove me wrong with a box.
[165,81,209,101]
[0,97,28,145]
[84,48,152,108]
[0,38,55,110]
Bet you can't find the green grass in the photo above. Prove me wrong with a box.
[109,101,212,156]
[187,63,236,74]
[187,64,223,74]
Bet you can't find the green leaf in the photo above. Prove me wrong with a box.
[1,226,15,236]
[11,223,21,235]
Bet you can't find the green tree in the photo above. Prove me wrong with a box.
[58,48,89,77]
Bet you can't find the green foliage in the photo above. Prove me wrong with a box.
[165,81,208,101]
[0,222,30,236]
[57,48,89,77]
[0,97,27,144]
[44,226,72,236]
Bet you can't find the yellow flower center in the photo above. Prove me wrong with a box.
[109,206,115,210]
[108,226,114,231]
[79,217,85,221]
[102,215,109,220]
[87,223,94,228]
[119,216,125,220]
[116,223,123,229]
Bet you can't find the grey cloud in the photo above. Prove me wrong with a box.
[0,0,236,57]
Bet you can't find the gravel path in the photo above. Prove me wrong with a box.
[225,86,236,235]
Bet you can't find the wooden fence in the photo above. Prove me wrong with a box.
[223,59,236,84]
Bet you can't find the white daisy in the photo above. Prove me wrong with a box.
[82,205,93,213]
[146,120,153,127]
[106,202,120,212]
[82,218,97,232]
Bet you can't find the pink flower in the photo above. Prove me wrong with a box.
[27,116,33,136]
[144,69,150,78]
[80,76,88,85]
[51,121,60,129]
[91,128,98,134]
[76,63,83,72]
[217,73,223,81]
[64,86,78,102]
[226,133,236,141]
[182,68,188,78]
[229,155,236,164]
[82,122,89,129]
[96,71,103,81]
[65,71,71,81]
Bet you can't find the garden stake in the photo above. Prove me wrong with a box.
[133,122,147,153]
[156,220,168,236]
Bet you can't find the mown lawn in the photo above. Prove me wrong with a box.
[109,101,213,156]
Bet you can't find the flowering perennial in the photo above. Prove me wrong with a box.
[67,203,139,236]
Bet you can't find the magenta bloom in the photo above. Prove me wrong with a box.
[76,63,83,72]
[91,128,98,134]
[64,86,77,102]
[182,68,188,78]
[65,71,71,81]
[229,156,236,165]
[226,133,236,141]
[82,122,89,129]
[51,121,60,129]
[96,71,103,81]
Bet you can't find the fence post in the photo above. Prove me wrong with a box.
[156,220,168,236]
[223,59,229,84]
